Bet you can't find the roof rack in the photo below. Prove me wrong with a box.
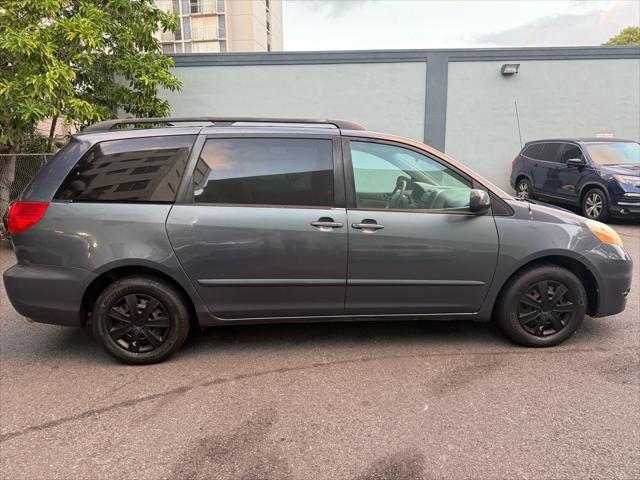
[82,117,366,133]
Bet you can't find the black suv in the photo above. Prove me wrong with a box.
[510,139,640,221]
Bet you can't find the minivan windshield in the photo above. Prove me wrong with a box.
[585,142,640,166]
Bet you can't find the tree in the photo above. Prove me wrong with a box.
[604,26,640,46]
[0,0,182,236]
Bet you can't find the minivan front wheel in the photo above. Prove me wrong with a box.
[582,188,609,222]
[496,266,586,347]
[92,276,190,364]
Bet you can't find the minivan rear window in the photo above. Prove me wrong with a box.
[192,138,334,206]
[54,136,196,203]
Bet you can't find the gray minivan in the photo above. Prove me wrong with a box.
[3,118,633,364]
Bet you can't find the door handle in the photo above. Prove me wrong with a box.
[352,219,384,232]
[311,217,343,231]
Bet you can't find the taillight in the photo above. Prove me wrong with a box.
[7,202,49,234]
[512,158,517,169]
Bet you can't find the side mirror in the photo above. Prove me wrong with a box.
[566,158,585,167]
[469,189,491,214]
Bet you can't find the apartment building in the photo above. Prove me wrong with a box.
[157,0,283,53]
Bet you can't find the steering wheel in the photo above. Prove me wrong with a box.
[387,177,409,209]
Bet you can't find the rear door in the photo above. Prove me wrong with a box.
[166,134,348,319]
[531,142,563,195]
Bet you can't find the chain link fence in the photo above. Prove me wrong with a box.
[0,154,53,237]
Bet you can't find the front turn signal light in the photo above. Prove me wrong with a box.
[585,219,623,248]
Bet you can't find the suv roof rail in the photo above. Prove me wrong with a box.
[82,117,366,133]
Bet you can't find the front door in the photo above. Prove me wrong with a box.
[167,135,348,319]
[344,139,499,315]
[555,143,585,202]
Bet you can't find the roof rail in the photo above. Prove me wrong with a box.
[82,117,366,133]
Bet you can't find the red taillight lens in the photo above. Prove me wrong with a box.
[512,158,517,169]
[7,202,49,234]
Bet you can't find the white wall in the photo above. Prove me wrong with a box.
[446,59,640,190]
[162,62,427,140]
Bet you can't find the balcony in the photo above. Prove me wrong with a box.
[190,1,218,15]
[157,1,173,13]
[192,26,219,41]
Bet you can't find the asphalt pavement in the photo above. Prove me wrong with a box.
[0,223,638,480]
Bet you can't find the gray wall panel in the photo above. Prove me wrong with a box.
[162,63,427,140]
[446,59,640,190]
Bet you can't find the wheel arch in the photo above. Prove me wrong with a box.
[489,255,599,319]
[578,182,610,204]
[81,262,200,330]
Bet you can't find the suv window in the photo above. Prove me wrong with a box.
[193,138,334,206]
[350,141,472,211]
[537,143,562,163]
[522,143,542,159]
[55,136,195,202]
[559,143,584,164]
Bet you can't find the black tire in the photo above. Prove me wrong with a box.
[496,265,587,347]
[92,276,190,364]
[581,187,609,222]
[516,177,533,199]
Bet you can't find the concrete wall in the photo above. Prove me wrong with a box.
[163,47,640,191]
[163,62,427,140]
[446,59,640,188]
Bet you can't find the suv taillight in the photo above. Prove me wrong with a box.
[512,158,517,169]
[7,202,49,234]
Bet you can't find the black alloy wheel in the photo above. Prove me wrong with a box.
[517,280,575,337]
[106,293,171,353]
[93,276,190,364]
[496,265,587,347]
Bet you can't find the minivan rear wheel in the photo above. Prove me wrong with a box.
[582,188,609,222]
[92,276,190,364]
[496,265,586,347]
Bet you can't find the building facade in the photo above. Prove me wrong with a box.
[157,0,283,54]
[160,46,640,190]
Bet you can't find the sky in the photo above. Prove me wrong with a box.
[282,0,640,50]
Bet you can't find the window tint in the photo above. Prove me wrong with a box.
[350,141,472,211]
[559,144,584,164]
[54,136,195,202]
[522,143,542,159]
[193,138,334,206]
[537,143,562,163]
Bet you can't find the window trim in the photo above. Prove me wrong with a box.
[176,133,344,209]
[342,137,490,216]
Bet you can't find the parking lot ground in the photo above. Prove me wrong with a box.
[0,223,638,480]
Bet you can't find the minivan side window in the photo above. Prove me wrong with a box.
[350,141,472,211]
[54,136,196,202]
[193,138,334,206]
[537,143,562,163]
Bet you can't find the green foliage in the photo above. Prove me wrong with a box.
[604,26,640,46]
[0,0,182,152]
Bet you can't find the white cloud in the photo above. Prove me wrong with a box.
[475,1,640,46]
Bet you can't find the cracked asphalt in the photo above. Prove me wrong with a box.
[1,223,638,480]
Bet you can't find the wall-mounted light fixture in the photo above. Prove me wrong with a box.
[501,63,520,75]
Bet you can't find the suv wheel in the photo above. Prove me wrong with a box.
[92,276,190,364]
[496,266,586,347]
[516,178,533,199]
[582,188,609,222]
